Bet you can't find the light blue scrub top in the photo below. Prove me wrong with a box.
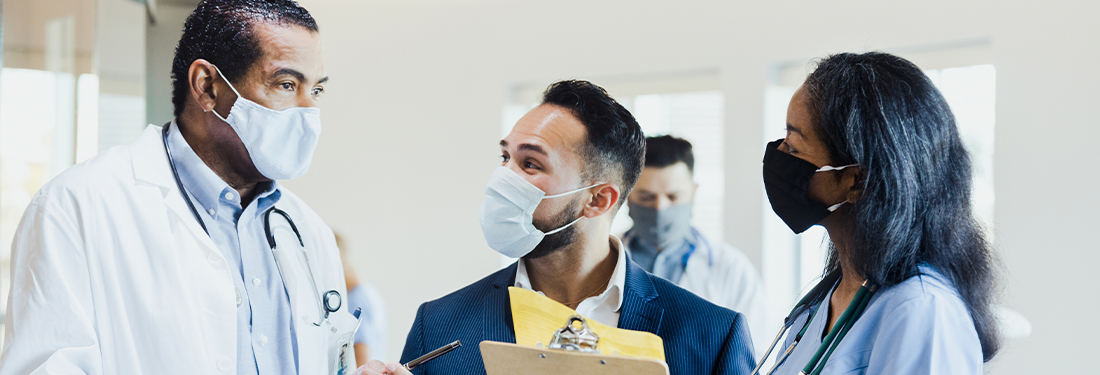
[168,123,298,375]
[771,265,983,374]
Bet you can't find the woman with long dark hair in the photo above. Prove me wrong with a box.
[754,52,1001,374]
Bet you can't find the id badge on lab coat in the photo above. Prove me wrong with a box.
[327,305,363,375]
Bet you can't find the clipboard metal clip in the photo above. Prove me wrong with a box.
[547,315,601,354]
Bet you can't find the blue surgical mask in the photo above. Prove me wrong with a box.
[210,65,322,180]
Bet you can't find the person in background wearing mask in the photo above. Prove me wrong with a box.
[622,135,768,352]
[336,233,389,365]
[364,80,754,375]
[1,1,364,374]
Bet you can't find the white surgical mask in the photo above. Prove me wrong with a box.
[209,65,322,180]
[478,166,600,258]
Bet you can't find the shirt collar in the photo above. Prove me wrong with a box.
[166,120,280,218]
[514,235,629,313]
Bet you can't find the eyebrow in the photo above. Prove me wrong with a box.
[272,68,328,85]
[499,140,548,156]
[786,123,804,136]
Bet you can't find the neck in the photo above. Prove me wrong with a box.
[823,217,864,334]
[525,227,617,310]
[176,116,266,206]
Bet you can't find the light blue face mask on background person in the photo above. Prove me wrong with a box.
[479,166,600,258]
[210,65,322,180]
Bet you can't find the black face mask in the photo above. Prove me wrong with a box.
[762,139,852,234]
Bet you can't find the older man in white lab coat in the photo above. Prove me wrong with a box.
[1,1,361,374]
[621,135,769,351]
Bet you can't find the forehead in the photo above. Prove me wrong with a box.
[636,163,693,189]
[787,86,818,139]
[250,23,324,77]
[504,104,587,154]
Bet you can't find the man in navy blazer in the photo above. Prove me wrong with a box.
[361,80,755,375]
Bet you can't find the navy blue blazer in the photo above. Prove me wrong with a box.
[400,258,756,375]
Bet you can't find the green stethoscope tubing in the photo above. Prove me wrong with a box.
[752,281,877,375]
[799,282,876,375]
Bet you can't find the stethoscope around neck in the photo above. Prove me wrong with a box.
[161,123,341,327]
[751,273,878,375]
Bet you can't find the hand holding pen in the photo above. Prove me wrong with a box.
[354,340,461,375]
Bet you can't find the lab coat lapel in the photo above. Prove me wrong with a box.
[129,124,220,254]
[486,263,519,344]
[618,258,665,335]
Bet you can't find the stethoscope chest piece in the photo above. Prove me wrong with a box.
[324,290,342,314]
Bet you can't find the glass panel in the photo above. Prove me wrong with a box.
[0,0,99,343]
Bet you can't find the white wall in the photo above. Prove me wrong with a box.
[276,0,1099,372]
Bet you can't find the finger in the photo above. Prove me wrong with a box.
[384,363,414,375]
[352,360,389,375]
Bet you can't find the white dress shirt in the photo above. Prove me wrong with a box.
[514,236,628,327]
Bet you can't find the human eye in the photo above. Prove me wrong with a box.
[311,86,324,96]
[280,81,296,91]
[781,139,798,154]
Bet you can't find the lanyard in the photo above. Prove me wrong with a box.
[799,281,877,375]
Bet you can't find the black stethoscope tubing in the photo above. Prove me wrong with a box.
[161,123,342,325]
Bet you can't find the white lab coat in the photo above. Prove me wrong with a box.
[1,125,356,374]
[622,230,769,353]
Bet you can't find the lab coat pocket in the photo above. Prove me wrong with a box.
[328,310,360,375]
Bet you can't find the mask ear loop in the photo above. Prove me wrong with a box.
[544,216,585,235]
[543,183,602,199]
[815,164,859,173]
[206,65,243,122]
[816,164,859,212]
[540,183,603,235]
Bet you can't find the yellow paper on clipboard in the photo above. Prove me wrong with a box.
[509,287,665,361]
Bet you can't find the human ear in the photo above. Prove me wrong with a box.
[844,167,864,204]
[583,184,620,218]
[187,59,223,113]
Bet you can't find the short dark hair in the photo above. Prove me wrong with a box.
[171,0,318,117]
[540,80,646,207]
[644,135,694,172]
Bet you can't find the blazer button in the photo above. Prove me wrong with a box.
[207,253,220,265]
[217,357,232,371]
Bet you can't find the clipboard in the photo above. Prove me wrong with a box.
[480,315,670,375]
[480,342,669,375]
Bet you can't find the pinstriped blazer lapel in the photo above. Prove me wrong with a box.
[618,258,665,335]
[484,262,519,344]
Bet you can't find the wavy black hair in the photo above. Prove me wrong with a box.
[541,80,646,207]
[799,52,1001,361]
[171,0,318,117]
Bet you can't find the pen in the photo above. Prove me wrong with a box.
[403,340,462,371]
